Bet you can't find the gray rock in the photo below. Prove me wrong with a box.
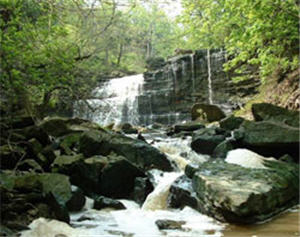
[167,175,199,209]
[252,103,299,127]
[191,104,226,122]
[219,115,245,131]
[212,140,235,158]
[93,196,126,210]
[191,134,225,155]
[79,130,173,171]
[191,159,299,223]
[155,219,186,230]
[234,120,299,160]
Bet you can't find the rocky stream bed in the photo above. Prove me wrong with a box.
[0,102,299,236]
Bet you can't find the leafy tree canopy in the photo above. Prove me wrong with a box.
[180,0,299,81]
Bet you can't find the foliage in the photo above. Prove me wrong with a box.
[180,0,299,81]
[0,0,183,117]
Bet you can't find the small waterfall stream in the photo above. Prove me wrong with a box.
[190,53,195,94]
[207,49,213,104]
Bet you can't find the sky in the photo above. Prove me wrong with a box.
[86,0,183,18]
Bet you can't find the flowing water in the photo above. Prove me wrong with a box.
[22,74,299,236]
[207,49,213,104]
[74,74,144,126]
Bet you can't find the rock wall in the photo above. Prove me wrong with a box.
[137,49,259,125]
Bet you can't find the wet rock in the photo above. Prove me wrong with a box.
[66,186,86,212]
[38,117,103,137]
[155,219,186,230]
[132,177,154,205]
[59,133,81,155]
[1,116,35,129]
[0,145,26,170]
[191,159,299,223]
[93,196,126,210]
[185,163,200,179]
[99,154,145,198]
[219,115,245,131]
[212,140,235,158]
[191,104,226,122]
[191,133,225,155]
[234,120,300,160]
[252,103,299,127]
[0,172,74,226]
[120,123,138,134]
[168,175,199,209]
[279,154,295,163]
[173,122,205,133]
[52,154,106,195]
[79,130,173,171]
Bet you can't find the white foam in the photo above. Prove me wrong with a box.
[225,149,276,169]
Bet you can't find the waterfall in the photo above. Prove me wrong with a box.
[207,49,213,104]
[74,74,144,126]
[142,172,182,211]
[190,53,195,93]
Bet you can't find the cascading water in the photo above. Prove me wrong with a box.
[190,53,195,94]
[74,74,144,126]
[21,135,224,237]
[207,49,213,104]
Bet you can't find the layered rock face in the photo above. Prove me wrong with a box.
[138,49,259,125]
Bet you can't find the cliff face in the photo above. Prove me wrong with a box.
[137,49,259,125]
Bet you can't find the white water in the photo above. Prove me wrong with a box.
[74,74,144,126]
[207,49,213,104]
[225,149,277,169]
[21,136,224,237]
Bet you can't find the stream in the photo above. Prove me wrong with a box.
[21,74,299,237]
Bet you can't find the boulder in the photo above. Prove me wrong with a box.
[173,122,205,134]
[0,172,74,228]
[132,177,154,205]
[38,117,104,137]
[79,130,173,171]
[219,115,245,131]
[66,186,86,212]
[99,153,145,198]
[52,153,145,198]
[51,154,106,196]
[190,159,299,223]
[0,145,26,170]
[120,123,138,134]
[155,219,186,230]
[93,196,126,210]
[234,120,300,160]
[252,103,299,127]
[191,104,225,122]
[167,175,199,210]
[191,134,225,155]
[212,140,235,158]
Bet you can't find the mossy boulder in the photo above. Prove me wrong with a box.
[234,120,300,160]
[79,130,173,171]
[190,159,299,223]
[38,117,104,137]
[191,134,225,155]
[252,103,299,127]
[0,172,76,232]
[219,115,245,131]
[52,153,145,198]
[191,104,225,122]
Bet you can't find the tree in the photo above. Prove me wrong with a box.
[180,0,299,81]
